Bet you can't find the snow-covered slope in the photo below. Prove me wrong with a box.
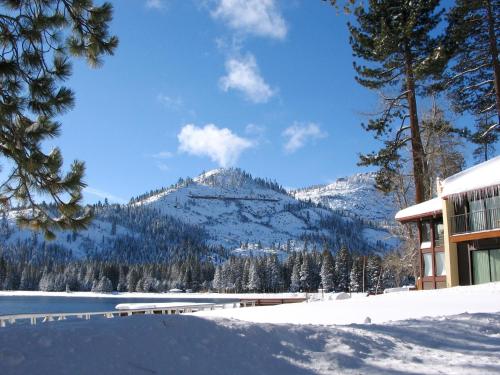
[132,168,363,251]
[1,169,399,260]
[292,173,399,225]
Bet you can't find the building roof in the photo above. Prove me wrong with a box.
[395,197,442,222]
[441,155,500,200]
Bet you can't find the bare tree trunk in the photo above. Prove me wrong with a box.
[485,0,500,125]
[404,45,428,204]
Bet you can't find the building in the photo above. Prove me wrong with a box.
[395,155,500,289]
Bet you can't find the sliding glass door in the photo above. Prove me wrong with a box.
[472,249,500,284]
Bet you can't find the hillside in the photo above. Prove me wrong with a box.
[0,169,398,263]
[292,173,399,224]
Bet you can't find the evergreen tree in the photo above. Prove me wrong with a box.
[366,255,382,294]
[444,0,500,131]
[247,260,261,292]
[266,255,282,293]
[126,267,139,293]
[335,247,351,292]
[212,265,223,292]
[299,253,314,292]
[320,250,335,292]
[349,257,364,293]
[289,256,301,292]
[349,0,443,203]
[93,276,113,293]
[0,1,118,237]
[470,115,499,163]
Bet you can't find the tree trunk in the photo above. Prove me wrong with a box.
[485,0,500,125]
[404,46,428,204]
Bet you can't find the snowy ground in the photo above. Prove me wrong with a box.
[195,282,500,325]
[1,283,500,374]
[0,313,499,374]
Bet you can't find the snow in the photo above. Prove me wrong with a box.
[115,302,216,310]
[131,168,337,249]
[293,173,400,248]
[441,155,500,199]
[195,282,500,325]
[0,283,500,374]
[395,197,442,221]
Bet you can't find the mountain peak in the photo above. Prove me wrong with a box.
[194,167,253,189]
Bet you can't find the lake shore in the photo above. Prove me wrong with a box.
[0,290,308,300]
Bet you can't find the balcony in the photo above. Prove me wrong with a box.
[451,207,500,235]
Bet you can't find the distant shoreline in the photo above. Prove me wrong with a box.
[0,290,308,299]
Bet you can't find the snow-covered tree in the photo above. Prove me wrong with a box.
[320,251,335,292]
[335,247,351,292]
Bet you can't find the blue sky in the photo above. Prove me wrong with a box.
[47,0,472,204]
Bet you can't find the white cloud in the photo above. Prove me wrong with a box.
[146,0,166,10]
[178,124,254,167]
[211,0,287,40]
[220,54,274,103]
[282,123,327,153]
[84,187,127,204]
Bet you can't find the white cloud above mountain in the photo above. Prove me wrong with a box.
[220,54,274,103]
[178,124,254,167]
[211,0,287,40]
[282,123,327,153]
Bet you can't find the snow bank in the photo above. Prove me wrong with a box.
[196,282,500,325]
[1,283,500,374]
[0,313,499,374]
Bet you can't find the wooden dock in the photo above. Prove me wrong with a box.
[239,297,307,306]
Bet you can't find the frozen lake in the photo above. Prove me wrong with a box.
[0,295,239,316]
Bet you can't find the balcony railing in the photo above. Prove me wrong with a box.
[451,207,500,235]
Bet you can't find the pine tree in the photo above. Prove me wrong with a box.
[289,255,301,292]
[247,260,261,292]
[470,115,499,163]
[320,250,335,292]
[349,257,363,293]
[444,0,500,132]
[335,247,351,292]
[349,0,443,203]
[366,255,382,294]
[212,265,223,292]
[93,276,113,293]
[126,268,139,293]
[0,1,118,238]
[299,253,314,292]
[266,255,282,293]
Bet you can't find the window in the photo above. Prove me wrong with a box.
[423,253,433,277]
[485,196,500,230]
[434,221,444,247]
[435,252,446,276]
[472,249,500,284]
[421,221,431,243]
[469,199,487,232]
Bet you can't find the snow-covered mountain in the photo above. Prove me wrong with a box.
[1,169,399,262]
[292,173,399,226]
